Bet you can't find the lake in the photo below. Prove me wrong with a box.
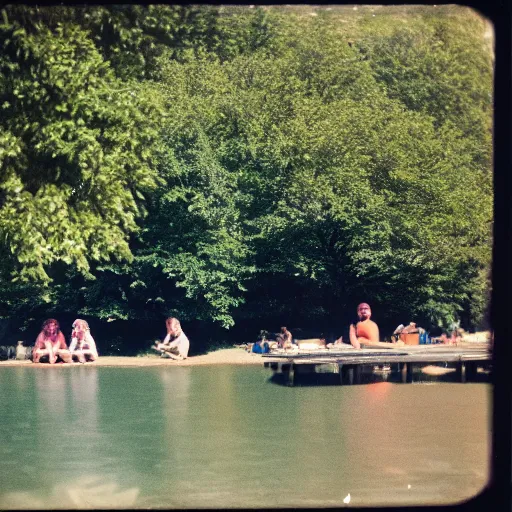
[0,365,490,508]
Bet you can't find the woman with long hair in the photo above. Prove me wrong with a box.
[33,319,72,364]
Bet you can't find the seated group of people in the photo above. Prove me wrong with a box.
[250,302,444,354]
[250,304,382,355]
[33,318,98,364]
[32,316,190,364]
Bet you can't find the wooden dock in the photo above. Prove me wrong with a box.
[262,343,491,386]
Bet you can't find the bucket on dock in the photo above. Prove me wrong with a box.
[399,331,420,345]
[397,322,420,345]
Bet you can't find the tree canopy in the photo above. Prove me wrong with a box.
[0,5,493,350]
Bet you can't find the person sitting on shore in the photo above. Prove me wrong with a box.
[153,317,190,360]
[251,337,270,354]
[276,326,293,349]
[33,318,73,364]
[246,330,276,353]
[69,319,98,363]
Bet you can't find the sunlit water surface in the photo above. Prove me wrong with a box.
[0,365,490,508]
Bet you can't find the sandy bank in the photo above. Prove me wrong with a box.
[0,347,271,367]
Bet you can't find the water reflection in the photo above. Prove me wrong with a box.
[328,382,490,506]
[0,366,490,509]
[0,368,143,509]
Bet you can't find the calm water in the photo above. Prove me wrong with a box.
[0,365,490,509]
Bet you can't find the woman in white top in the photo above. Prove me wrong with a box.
[69,319,98,363]
[153,317,190,360]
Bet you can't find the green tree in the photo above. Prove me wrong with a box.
[0,9,161,285]
[0,5,493,346]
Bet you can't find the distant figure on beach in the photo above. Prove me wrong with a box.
[153,317,190,360]
[451,328,462,344]
[276,326,293,349]
[69,319,98,363]
[349,303,380,349]
[15,341,27,360]
[437,333,450,344]
[437,331,460,345]
[33,319,73,364]
[251,337,270,354]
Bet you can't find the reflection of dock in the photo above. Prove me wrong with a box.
[263,343,491,386]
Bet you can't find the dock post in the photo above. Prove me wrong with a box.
[465,362,478,381]
[401,363,406,383]
[401,363,413,383]
[340,365,353,385]
[456,362,466,383]
[338,364,343,385]
[346,366,354,385]
[287,362,295,387]
[354,365,362,384]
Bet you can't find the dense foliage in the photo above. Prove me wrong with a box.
[0,5,493,351]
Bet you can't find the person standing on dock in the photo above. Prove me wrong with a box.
[349,303,380,349]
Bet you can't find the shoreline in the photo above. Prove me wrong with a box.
[0,347,269,367]
[0,332,491,369]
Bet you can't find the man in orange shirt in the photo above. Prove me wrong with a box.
[349,303,381,349]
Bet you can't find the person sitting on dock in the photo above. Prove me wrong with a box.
[276,327,293,349]
[69,319,98,363]
[349,303,381,349]
[33,318,73,364]
[153,317,190,360]
[437,331,459,345]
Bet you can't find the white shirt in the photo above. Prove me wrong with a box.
[163,331,190,358]
[69,332,98,358]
